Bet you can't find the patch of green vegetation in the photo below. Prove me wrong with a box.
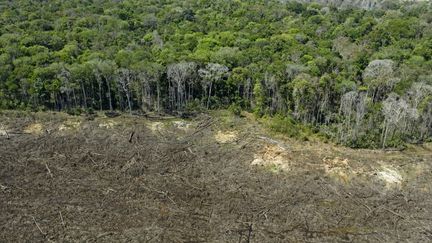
[344,132,382,149]
[211,109,236,128]
[228,103,242,117]
[261,114,315,141]
[267,164,282,173]
[0,0,431,149]
[185,99,205,113]
[66,107,84,116]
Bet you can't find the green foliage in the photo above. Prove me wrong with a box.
[346,130,382,149]
[66,107,83,116]
[267,115,300,138]
[264,114,314,141]
[228,103,242,117]
[185,99,205,113]
[0,0,431,148]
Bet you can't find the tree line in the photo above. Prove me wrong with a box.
[0,0,431,148]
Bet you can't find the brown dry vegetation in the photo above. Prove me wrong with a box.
[1,110,432,242]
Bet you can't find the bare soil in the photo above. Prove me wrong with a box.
[1,111,432,242]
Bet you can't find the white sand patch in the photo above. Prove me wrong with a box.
[377,167,402,185]
[0,128,8,136]
[59,120,81,131]
[257,136,288,150]
[99,121,118,129]
[323,157,351,183]
[147,122,163,133]
[320,157,403,187]
[172,121,191,131]
[214,130,238,143]
[323,157,349,171]
[327,167,350,183]
[251,144,289,172]
[24,123,43,135]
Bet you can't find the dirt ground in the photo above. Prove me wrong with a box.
[1,110,432,242]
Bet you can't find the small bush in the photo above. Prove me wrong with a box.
[228,103,242,117]
[266,115,300,138]
[185,99,205,112]
[262,114,319,141]
[86,107,95,115]
[66,108,83,116]
[385,135,406,149]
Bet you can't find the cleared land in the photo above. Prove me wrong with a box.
[1,111,431,242]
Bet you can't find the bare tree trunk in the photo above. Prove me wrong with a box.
[81,82,87,108]
[187,82,192,105]
[207,82,213,109]
[382,122,388,149]
[98,81,103,111]
[65,91,70,109]
[106,78,113,111]
[177,84,181,110]
[126,91,132,115]
[168,81,173,110]
[54,93,59,110]
[141,84,145,111]
[157,82,160,112]
[72,89,78,108]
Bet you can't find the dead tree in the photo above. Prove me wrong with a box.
[263,72,283,114]
[167,62,197,110]
[406,82,432,140]
[339,91,368,143]
[381,93,411,148]
[116,68,133,114]
[199,63,229,109]
[91,59,117,111]
[363,59,400,102]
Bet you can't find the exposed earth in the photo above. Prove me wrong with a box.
[1,111,431,242]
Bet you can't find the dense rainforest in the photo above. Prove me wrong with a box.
[0,0,431,148]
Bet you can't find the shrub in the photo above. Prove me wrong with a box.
[228,103,242,116]
[267,115,300,138]
[66,108,83,116]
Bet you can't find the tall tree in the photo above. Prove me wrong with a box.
[198,63,229,109]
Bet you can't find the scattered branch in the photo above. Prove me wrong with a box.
[45,163,53,178]
[59,211,65,228]
[128,131,135,143]
[32,216,46,236]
